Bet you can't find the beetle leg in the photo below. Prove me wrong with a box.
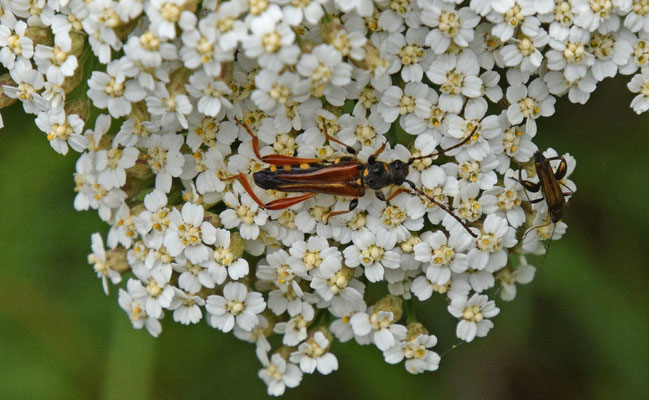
[520,179,541,193]
[509,177,538,204]
[553,157,568,180]
[324,198,359,222]
[320,118,356,154]
[373,140,387,157]
[384,187,409,202]
[522,221,552,241]
[559,181,574,196]
[234,117,262,160]
[511,169,540,204]
[516,167,541,193]
[223,172,266,209]
[264,192,317,210]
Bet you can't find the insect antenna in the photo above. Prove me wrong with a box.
[521,217,556,270]
[404,180,478,238]
[440,340,465,357]
[408,126,478,165]
[537,222,557,270]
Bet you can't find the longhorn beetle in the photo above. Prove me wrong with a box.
[514,150,574,238]
[227,117,479,238]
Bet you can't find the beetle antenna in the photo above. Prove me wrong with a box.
[408,126,478,165]
[404,180,478,238]
[440,340,465,357]
[537,222,557,270]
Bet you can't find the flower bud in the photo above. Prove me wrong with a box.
[373,294,403,322]
[275,346,295,361]
[405,322,428,342]
[69,31,86,57]
[202,211,220,228]
[320,19,344,45]
[220,61,234,84]
[62,64,84,94]
[0,74,18,109]
[105,246,129,274]
[228,232,247,259]
[308,326,334,347]
[64,98,90,123]
[400,235,421,254]
[168,67,192,95]
[24,26,53,46]
[114,18,139,41]
[354,42,387,73]
[126,158,155,180]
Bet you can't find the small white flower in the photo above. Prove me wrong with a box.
[242,14,299,72]
[496,255,536,301]
[274,302,315,345]
[420,1,480,54]
[33,36,78,85]
[383,28,431,83]
[88,233,122,295]
[145,0,192,40]
[185,70,232,118]
[383,331,440,374]
[173,256,218,294]
[206,282,266,332]
[505,78,556,136]
[144,133,185,193]
[212,228,249,281]
[448,293,500,342]
[258,352,303,397]
[350,308,407,351]
[163,202,217,263]
[146,83,193,129]
[118,287,162,337]
[125,277,174,319]
[34,108,88,155]
[168,287,205,325]
[297,44,352,106]
[289,331,339,375]
[468,214,518,273]
[87,59,146,118]
[489,0,537,42]
[343,229,401,283]
[179,13,230,75]
[572,0,624,32]
[426,50,483,112]
[252,69,310,116]
[480,171,526,228]
[220,190,269,240]
[0,20,33,69]
[546,26,595,81]
[95,138,139,190]
[414,230,472,285]
[627,66,649,113]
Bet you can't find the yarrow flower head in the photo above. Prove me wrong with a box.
[25,0,649,394]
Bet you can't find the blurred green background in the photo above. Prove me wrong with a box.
[1,78,649,400]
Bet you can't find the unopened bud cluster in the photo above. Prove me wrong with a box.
[17,0,649,395]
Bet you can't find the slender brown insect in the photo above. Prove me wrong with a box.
[227,118,479,237]
[514,151,574,238]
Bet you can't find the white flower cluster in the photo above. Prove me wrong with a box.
[12,0,649,395]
